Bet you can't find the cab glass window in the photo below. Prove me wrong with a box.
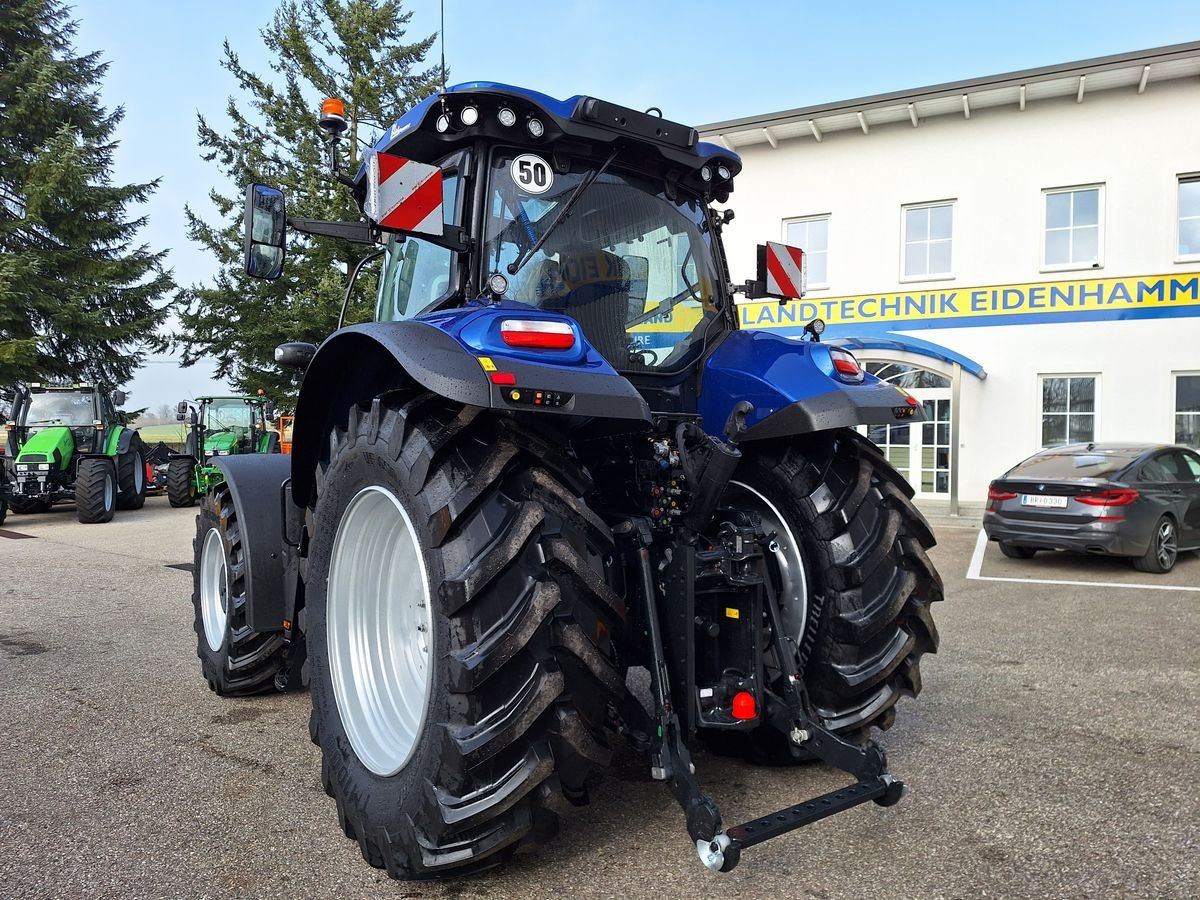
[375,169,462,321]
[481,150,721,372]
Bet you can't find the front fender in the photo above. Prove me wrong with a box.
[701,330,923,440]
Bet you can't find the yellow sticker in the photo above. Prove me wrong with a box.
[724,607,740,620]
[477,357,497,372]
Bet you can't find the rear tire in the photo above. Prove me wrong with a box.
[76,457,116,524]
[707,429,942,762]
[307,393,625,879]
[1133,516,1178,573]
[167,457,197,507]
[191,483,287,694]
[999,542,1037,560]
[116,436,148,510]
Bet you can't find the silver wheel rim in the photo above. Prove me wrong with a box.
[104,472,114,511]
[133,454,144,493]
[327,485,433,777]
[726,481,809,645]
[1157,521,1177,569]
[199,527,229,652]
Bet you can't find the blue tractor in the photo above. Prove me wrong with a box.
[195,83,942,878]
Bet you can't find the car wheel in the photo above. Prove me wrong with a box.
[1133,516,1178,574]
[999,542,1037,560]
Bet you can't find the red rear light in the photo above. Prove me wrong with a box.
[731,691,757,720]
[1077,488,1139,506]
[489,372,516,385]
[988,484,1017,502]
[829,348,864,382]
[500,319,575,350]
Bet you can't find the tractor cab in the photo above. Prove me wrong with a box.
[166,393,280,508]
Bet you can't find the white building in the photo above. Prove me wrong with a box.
[701,42,1200,515]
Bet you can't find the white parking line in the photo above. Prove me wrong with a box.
[965,529,1200,592]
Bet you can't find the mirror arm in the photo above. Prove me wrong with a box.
[337,246,387,330]
[287,217,376,244]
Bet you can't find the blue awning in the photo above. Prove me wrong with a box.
[829,333,987,379]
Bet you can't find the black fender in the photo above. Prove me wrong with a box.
[741,381,925,442]
[115,427,137,456]
[290,321,651,505]
[211,454,292,632]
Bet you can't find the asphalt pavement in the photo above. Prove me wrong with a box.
[1,496,1197,898]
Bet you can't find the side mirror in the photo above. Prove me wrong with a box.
[744,242,807,302]
[175,400,189,421]
[186,410,198,427]
[263,401,277,421]
[112,390,126,407]
[243,183,287,281]
[275,341,317,373]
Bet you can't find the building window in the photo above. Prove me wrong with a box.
[784,216,829,287]
[901,202,953,279]
[1179,175,1200,260]
[1177,374,1200,448]
[1043,185,1102,269]
[1040,375,1097,447]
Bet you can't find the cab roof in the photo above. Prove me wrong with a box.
[365,82,742,199]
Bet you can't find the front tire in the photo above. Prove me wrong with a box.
[76,458,116,524]
[9,496,51,514]
[116,436,148,510]
[190,483,287,694]
[167,457,197,507]
[711,429,942,760]
[307,394,625,879]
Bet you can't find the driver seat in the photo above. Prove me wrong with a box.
[549,249,634,366]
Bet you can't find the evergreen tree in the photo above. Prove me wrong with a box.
[176,0,440,404]
[0,0,172,388]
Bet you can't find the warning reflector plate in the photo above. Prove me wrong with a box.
[763,241,807,299]
[364,150,444,236]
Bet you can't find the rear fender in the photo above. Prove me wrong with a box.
[290,318,650,504]
[211,454,293,632]
[701,329,922,440]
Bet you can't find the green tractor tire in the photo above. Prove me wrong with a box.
[76,457,117,524]
[116,434,148,511]
[9,496,51,514]
[167,457,198,508]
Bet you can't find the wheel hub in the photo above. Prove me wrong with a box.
[1157,521,1177,570]
[199,527,229,652]
[326,485,434,777]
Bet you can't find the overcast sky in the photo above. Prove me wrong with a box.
[71,0,1197,409]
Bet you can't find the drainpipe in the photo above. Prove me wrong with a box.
[950,362,962,517]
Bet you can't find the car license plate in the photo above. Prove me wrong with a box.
[1021,494,1067,508]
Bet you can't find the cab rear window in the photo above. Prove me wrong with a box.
[1008,452,1137,479]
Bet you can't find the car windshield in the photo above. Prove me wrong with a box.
[482,151,722,372]
[1008,450,1139,480]
[204,400,255,431]
[24,391,94,426]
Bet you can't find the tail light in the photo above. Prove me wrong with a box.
[1077,488,1139,506]
[500,319,575,350]
[829,348,863,383]
[988,484,1017,502]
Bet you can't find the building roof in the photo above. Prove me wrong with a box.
[699,42,1200,150]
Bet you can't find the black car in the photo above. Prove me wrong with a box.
[983,443,1200,573]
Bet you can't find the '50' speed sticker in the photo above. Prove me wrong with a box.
[510,154,553,195]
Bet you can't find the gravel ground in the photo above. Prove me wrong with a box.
[0,496,1197,899]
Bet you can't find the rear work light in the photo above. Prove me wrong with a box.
[1077,488,1139,506]
[988,484,1017,502]
[829,348,864,383]
[500,319,575,350]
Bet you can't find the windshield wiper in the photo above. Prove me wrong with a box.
[506,146,621,277]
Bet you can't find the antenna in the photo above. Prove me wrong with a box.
[439,0,447,94]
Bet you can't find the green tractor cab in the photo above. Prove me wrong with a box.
[2,382,147,523]
[166,395,280,507]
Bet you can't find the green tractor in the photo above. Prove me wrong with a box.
[2,382,147,524]
[166,395,280,508]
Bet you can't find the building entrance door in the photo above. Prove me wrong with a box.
[861,363,953,498]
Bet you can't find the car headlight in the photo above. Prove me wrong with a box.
[17,465,30,472]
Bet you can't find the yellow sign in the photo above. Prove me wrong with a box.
[477,356,497,372]
[736,271,1200,332]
